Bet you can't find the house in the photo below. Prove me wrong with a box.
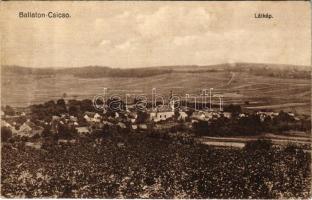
[150,111,175,122]
[51,116,61,134]
[17,121,44,137]
[68,116,79,127]
[75,126,90,135]
[191,111,227,121]
[221,112,232,119]
[239,113,247,118]
[127,112,137,123]
[191,111,206,121]
[58,139,76,145]
[177,111,188,121]
[18,123,32,136]
[138,124,148,130]
[69,116,78,122]
[114,112,119,119]
[131,124,138,130]
[52,115,61,121]
[103,120,114,126]
[117,122,127,129]
[256,111,279,122]
[84,112,102,123]
[93,113,102,122]
[84,115,91,122]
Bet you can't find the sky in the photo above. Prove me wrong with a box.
[1,1,311,68]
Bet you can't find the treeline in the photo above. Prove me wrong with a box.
[193,110,311,137]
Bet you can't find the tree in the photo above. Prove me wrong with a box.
[57,124,73,139]
[106,97,125,113]
[80,99,94,112]
[137,111,149,123]
[42,125,52,137]
[276,111,294,123]
[174,110,180,120]
[56,99,67,113]
[193,121,209,136]
[68,105,79,116]
[185,109,194,117]
[1,127,12,142]
[3,105,15,116]
[224,104,242,118]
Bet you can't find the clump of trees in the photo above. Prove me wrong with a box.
[193,106,310,137]
[30,98,96,121]
[193,113,263,137]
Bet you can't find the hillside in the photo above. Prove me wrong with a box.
[1,63,310,79]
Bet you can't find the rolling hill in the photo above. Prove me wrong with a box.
[1,63,311,115]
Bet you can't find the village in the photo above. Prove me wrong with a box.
[1,90,308,145]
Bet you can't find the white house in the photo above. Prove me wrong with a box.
[222,112,232,119]
[69,116,78,122]
[93,113,102,121]
[138,124,148,130]
[177,111,188,121]
[84,112,102,123]
[117,122,127,129]
[150,111,175,122]
[17,121,44,137]
[127,112,137,123]
[75,126,90,135]
[256,111,279,122]
[191,111,206,121]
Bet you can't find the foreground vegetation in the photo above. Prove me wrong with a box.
[1,134,311,198]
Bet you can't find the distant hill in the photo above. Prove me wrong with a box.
[1,63,310,79]
[1,65,173,78]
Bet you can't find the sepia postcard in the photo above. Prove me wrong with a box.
[1,1,311,199]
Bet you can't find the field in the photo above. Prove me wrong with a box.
[198,132,312,150]
[1,70,311,115]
